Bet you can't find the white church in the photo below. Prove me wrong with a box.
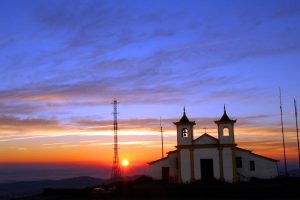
[148,107,278,183]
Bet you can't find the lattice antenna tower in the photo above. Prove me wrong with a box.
[111,99,121,180]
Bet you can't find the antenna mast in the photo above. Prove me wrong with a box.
[111,99,121,180]
[279,88,288,176]
[294,98,300,168]
[160,117,164,158]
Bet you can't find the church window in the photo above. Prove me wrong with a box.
[236,157,242,168]
[250,160,255,171]
[182,128,188,137]
[223,127,229,136]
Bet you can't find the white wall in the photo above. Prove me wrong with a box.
[148,158,169,180]
[222,147,233,182]
[148,152,178,180]
[193,148,220,180]
[180,149,191,183]
[168,153,178,178]
[235,150,251,181]
[249,154,277,179]
[236,149,278,180]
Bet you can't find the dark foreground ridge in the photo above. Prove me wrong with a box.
[0,176,108,200]
[12,176,300,200]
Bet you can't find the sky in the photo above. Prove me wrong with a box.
[0,0,300,180]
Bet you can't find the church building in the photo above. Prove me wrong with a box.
[148,107,278,183]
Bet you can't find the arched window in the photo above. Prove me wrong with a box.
[223,127,229,136]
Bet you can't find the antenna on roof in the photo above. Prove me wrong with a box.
[294,98,300,169]
[160,117,164,159]
[279,88,288,176]
[224,104,226,112]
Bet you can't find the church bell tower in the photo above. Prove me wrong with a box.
[215,105,236,144]
[214,105,238,183]
[174,107,196,183]
[174,107,196,146]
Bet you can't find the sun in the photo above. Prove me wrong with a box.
[121,159,129,167]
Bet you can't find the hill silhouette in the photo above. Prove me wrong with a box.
[11,176,300,200]
[0,176,108,200]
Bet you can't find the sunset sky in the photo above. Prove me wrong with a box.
[0,0,300,180]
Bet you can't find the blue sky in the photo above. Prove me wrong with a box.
[0,0,300,171]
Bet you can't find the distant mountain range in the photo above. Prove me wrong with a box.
[0,176,109,199]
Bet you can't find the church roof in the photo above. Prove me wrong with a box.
[179,112,190,123]
[220,111,231,121]
[167,150,177,154]
[174,107,196,125]
[147,156,169,165]
[236,147,279,162]
[193,133,219,144]
[215,105,236,123]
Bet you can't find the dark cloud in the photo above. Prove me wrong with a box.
[0,103,39,115]
[201,87,268,103]
[0,116,63,137]
[0,116,58,127]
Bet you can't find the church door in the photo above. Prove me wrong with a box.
[200,159,214,181]
[162,167,169,181]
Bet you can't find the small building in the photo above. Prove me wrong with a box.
[148,107,278,183]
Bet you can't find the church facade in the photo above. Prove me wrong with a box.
[148,108,278,183]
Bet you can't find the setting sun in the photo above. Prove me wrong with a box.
[121,159,129,167]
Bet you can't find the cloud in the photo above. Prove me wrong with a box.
[43,142,68,146]
[0,0,299,165]
[0,103,39,115]
[0,109,290,139]
[0,113,298,163]
[0,116,66,138]
[0,116,58,127]
[1,0,299,114]
[0,69,241,107]
[85,140,155,147]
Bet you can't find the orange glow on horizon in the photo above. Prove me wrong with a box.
[0,126,299,165]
